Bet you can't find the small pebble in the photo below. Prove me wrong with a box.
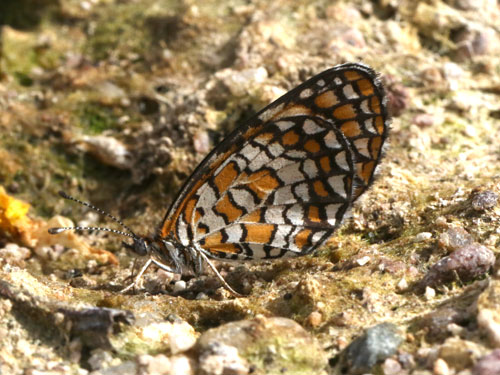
[420,243,495,288]
[438,227,473,252]
[193,130,211,154]
[383,75,410,117]
[196,292,209,300]
[356,256,371,266]
[173,280,187,293]
[137,354,171,375]
[33,244,65,261]
[413,113,434,128]
[78,135,131,170]
[170,355,195,375]
[381,358,403,375]
[396,277,408,291]
[435,216,448,228]
[433,358,450,375]
[199,343,249,375]
[477,280,500,347]
[414,232,432,242]
[471,190,498,211]
[306,311,322,327]
[140,321,197,355]
[344,323,403,373]
[421,307,462,341]
[0,243,31,266]
[425,287,436,300]
[472,349,500,375]
[438,337,478,371]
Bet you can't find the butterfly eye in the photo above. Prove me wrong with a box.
[122,239,148,256]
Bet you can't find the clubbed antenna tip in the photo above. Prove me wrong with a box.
[48,227,66,234]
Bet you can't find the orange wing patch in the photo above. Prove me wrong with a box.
[308,206,321,223]
[295,228,312,248]
[245,171,280,200]
[371,96,381,114]
[207,243,239,254]
[241,208,263,223]
[214,162,238,195]
[304,139,320,153]
[313,180,329,197]
[360,160,375,184]
[356,79,375,96]
[282,130,299,146]
[319,156,331,173]
[370,136,382,159]
[315,90,338,108]
[215,194,243,222]
[344,70,362,80]
[341,121,362,137]
[333,104,357,120]
[272,103,313,121]
[244,223,275,244]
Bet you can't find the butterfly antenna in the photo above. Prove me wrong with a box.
[48,225,136,239]
[49,190,138,238]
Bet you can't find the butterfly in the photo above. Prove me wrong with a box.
[49,62,389,296]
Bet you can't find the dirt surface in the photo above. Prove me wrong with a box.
[0,0,499,374]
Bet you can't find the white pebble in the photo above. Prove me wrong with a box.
[356,256,370,266]
[173,280,187,293]
[414,232,432,242]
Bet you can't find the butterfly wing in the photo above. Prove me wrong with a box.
[160,63,389,260]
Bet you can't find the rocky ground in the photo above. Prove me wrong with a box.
[0,0,500,374]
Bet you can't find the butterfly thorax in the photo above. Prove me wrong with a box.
[141,234,204,276]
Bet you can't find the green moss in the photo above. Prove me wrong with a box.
[84,0,182,61]
[243,335,327,375]
[78,103,118,134]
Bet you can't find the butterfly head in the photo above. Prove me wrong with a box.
[121,236,150,257]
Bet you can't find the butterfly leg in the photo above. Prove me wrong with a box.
[197,251,242,297]
[120,258,153,293]
[120,258,177,293]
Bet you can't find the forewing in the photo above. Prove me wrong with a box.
[160,63,389,259]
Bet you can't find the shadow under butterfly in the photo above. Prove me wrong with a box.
[50,63,390,297]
